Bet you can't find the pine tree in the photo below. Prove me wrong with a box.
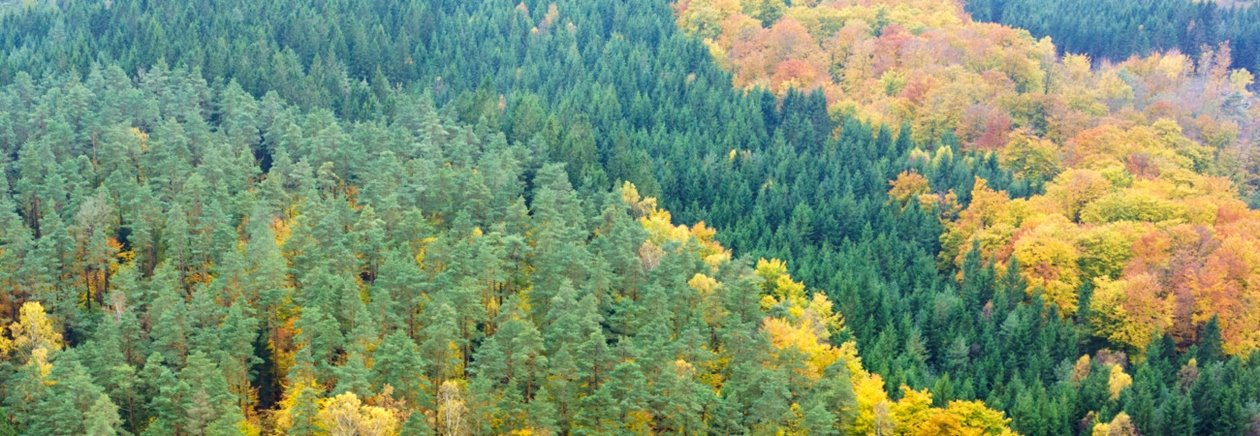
[141,353,191,435]
[180,351,239,434]
[294,306,344,385]
[33,351,114,435]
[3,347,52,431]
[372,247,424,335]
[84,393,123,436]
[419,301,463,385]
[1156,389,1195,435]
[1196,317,1223,364]
[148,265,190,365]
[373,330,431,409]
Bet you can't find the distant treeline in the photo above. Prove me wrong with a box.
[967,0,1260,74]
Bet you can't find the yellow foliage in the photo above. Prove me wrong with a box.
[628,180,1013,434]
[883,387,1015,436]
[8,302,63,357]
[237,420,262,436]
[1011,214,1081,315]
[129,127,150,151]
[619,181,658,217]
[633,187,732,272]
[1107,364,1132,401]
[272,216,293,247]
[891,387,935,434]
[28,347,53,379]
[1156,54,1189,80]
[1075,224,1137,280]
[436,380,469,436]
[946,122,1260,353]
[1229,69,1254,98]
[318,392,400,436]
[755,258,808,305]
[687,273,720,295]
[1071,355,1092,382]
[1092,411,1138,436]
[1079,191,1188,225]
[764,317,839,379]
[806,292,844,333]
[1001,130,1061,182]
[941,177,1017,270]
[273,380,321,435]
[851,372,891,435]
[888,171,932,208]
[1062,54,1092,81]
[677,0,1260,358]
[1091,275,1172,352]
[943,400,1016,435]
[1190,234,1260,355]
[676,0,743,40]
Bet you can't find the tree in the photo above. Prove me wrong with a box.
[180,351,243,434]
[419,302,463,386]
[295,306,344,385]
[275,380,324,436]
[5,301,63,359]
[84,393,124,436]
[31,352,117,435]
[436,380,470,435]
[373,330,431,410]
[1000,130,1061,183]
[318,392,400,436]
[3,346,52,430]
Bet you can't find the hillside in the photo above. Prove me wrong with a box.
[0,68,1019,434]
[0,0,1256,434]
[678,0,1260,433]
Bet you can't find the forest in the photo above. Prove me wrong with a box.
[0,0,1257,435]
[965,0,1260,75]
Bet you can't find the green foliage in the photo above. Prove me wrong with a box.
[0,1,1251,434]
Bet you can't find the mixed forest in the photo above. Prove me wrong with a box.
[0,0,1257,435]
[966,0,1260,75]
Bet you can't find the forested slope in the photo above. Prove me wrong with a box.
[678,0,1260,434]
[0,0,1018,434]
[0,0,1255,434]
[0,67,1019,434]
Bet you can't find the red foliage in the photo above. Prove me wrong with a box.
[872,25,912,74]
[772,59,824,89]
[960,104,1012,150]
[900,76,935,105]
[1125,152,1160,180]
[766,18,817,63]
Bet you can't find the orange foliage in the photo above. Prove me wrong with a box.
[677,0,1256,154]
[675,0,1260,353]
[677,0,1260,358]
[629,184,1013,434]
[887,170,931,208]
[931,117,1260,352]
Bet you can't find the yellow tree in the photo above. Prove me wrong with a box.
[1001,130,1061,182]
[1010,215,1081,314]
[5,301,64,360]
[941,177,1017,270]
[317,392,400,436]
[1091,411,1138,436]
[888,171,932,210]
[1090,275,1172,352]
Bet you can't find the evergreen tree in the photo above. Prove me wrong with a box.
[373,330,431,410]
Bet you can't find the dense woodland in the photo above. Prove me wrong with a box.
[0,0,1256,435]
[966,0,1260,75]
